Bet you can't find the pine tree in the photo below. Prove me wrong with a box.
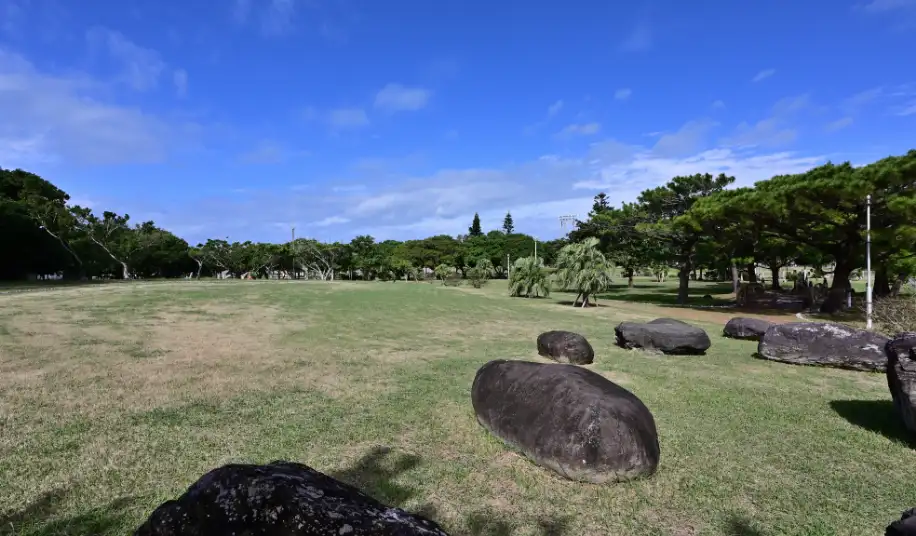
[469,213,483,237]
[502,211,515,234]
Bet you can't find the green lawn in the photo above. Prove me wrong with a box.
[0,280,910,535]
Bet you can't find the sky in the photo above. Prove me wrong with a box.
[1,0,915,245]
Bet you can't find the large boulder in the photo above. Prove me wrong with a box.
[886,508,916,536]
[471,359,659,483]
[886,333,916,434]
[134,461,449,535]
[723,317,774,341]
[615,318,711,355]
[756,322,889,372]
[536,330,594,364]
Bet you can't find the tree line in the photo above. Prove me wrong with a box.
[3,149,914,313]
[568,149,916,312]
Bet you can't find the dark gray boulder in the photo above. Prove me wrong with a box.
[471,359,659,483]
[134,461,449,535]
[536,330,594,365]
[886,508,916,536]
[756,322,889,372]
[723,317,775,341]
[615,318,711,355]
[886,333,916,434]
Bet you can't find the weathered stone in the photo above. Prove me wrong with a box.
[134,461,449,535]
[756,322,889,372]
[615,318,711,355]
[471,359,659,483]
[723,317,775,341]
[536,331,594,365]
[886,508,916,536]
[886,333,916,434]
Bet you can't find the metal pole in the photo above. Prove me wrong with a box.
[292,227,295,241]
[507,254,510,279]
[866,194,873,329]
[534,239,538,260]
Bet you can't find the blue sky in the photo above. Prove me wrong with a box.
[2,0,915,245]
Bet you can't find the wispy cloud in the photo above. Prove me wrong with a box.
[619,23,652,52]
[85,26,167,91]
[897,101,916,116]
[859,0,916,12]
[237,140,309,164]
[233,0,301,36]
[172,69,187,97]
[752,69,776,83]
[711,100,726,110]
[327,108,370,130]
[547,100,564,117]
[373,83,431,113]
[312,215,350,227]
[651,119,718,157]
[0,48,197,167]
[614,88,632,101]
[825,117,854,132]
[556,122,601,138]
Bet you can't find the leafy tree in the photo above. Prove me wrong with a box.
[571,197,653,288]
[468,212,483,237]
[434,263,453,283]
[639,173,735,304]
[553,237,614,307]
[509,256,550,298]
[502,212,515,234]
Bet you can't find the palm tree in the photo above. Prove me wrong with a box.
[509,256,550,298]
[553,237,614,307]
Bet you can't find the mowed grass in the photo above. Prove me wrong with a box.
[0,279,911,535]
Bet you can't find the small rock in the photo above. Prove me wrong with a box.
[536,331,594,365]
[615,318,711,355]
[471,359,660,483]
[723,317,775,341]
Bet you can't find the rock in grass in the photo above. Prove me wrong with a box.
[536,330,594,365]
[723,317,774,341]
[886,333,916,434]
[756,322,889,372]
[615,318,711,355]
[886,508,916,536]
[134,461,449,535]
[471,359,659,483]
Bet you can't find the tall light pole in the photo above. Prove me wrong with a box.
[866,194,873,329]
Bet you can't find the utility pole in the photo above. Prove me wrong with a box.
[507,253,510,279]
[534,238,538,260]
[292,227,296,241]
[866,194,873,330]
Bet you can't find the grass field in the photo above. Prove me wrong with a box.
[0,279,911,535]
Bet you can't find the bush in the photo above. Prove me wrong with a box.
[467,267,489,288]
[872,294,916,335]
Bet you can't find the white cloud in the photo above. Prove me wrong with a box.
[711,100,726,110]
[651,120,718,157]
[173,69,188,97]
[238,140,308,164]
[752,69,776,83]
[327,108,370,129]
[374,83,431,112]
[0,48,193,166]
[825,117,853,132]
[85,26,166,91]
[619,23,651,52]
[860,0,916,12]
[556,122,601,137]
[725,118,797,147]
[547,100,564,117]
[898,101,916,116]
[312,215,350,227]
[614,88,632,101]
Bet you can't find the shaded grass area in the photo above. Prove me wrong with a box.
[0,280,912,535]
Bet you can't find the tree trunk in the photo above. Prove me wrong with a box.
[677,263,691,304]
[572,292,582,307]
[627,268,634,288]
[731,260,739,296]
[581,293,589,308]
[746,263,757,283]
[195,259,203,279]
[120,262,130,280]
[891,273,907,296]
[875,265,891,297]
[820,263,852,313]
[770,266,781,290]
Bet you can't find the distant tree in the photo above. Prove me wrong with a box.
[509,256,550,298]
[468,213,483,237]
[502,212,515,234]
[553,237,614,307]
[434,263,453,283]
[592,192,611,214]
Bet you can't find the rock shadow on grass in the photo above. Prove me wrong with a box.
[329,446,572,535]
[830,399,915,447]
[0,488,138,536]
